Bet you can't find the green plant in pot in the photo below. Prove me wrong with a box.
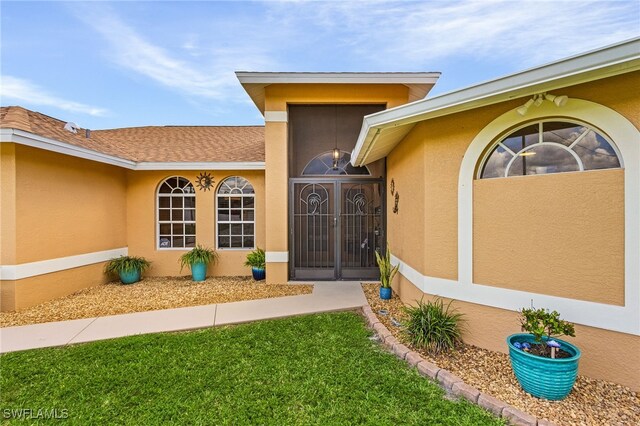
[375,244,399,300]
[179,245,218,282]
[104,256,151,285]
[244,248,266,281]
[507,307,580,400]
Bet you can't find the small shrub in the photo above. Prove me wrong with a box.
[403,298,464,354]
[179,245,218,272]
[519,307,575,344]
[375,244,399,289]
[104,256,151,275]
[244,248,266,269]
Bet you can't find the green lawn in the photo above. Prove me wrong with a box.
[1,312,503,425]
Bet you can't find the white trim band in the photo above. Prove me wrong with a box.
[391,255,639,336]
[264,111,288,123]
[266,251,289,262]
[0,247,128,280]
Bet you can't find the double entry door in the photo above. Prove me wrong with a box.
[290,178,384,280]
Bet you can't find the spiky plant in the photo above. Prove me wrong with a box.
[244,248,266,269]
[403,298,465,355]
[104,256,151,275]
[179,245,218,272]
[375,244,399,289]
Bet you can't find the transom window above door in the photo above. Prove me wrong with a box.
[479,120,622,179]
[302,151,370,176]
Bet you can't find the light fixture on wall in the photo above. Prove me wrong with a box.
[332,105,340,169]
[545,93,569,107]
[517,93,569,116]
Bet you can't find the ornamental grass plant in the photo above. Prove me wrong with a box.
[403,297,465,355]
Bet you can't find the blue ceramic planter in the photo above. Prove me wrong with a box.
[252,267,266,281]
[119,269,140,285]
[379,286,392,300]
[191,262,207,282]
[507,333,581,400]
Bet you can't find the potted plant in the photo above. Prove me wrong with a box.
[179,245,218,282]
[104,255,151,285]
[244,248,266,281]
[507,307,580,400]
[375,244,399,300]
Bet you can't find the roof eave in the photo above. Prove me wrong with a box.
[235,72,442,115]
[351,37,640,166]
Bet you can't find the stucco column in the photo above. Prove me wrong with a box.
[264,112,289,283]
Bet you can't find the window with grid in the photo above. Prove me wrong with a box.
[157,177,196,249]
[217,176,255,249]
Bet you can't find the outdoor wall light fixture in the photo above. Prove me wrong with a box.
[517,93,569,116]
[332,147,340,170]
[332,105,340,169]
[544,93,569,107]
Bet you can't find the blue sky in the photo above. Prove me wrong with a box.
[2,1,639,129]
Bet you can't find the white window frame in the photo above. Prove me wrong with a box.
[156,176,196,250]
[216,176,256,250]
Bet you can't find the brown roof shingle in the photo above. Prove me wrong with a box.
[0,106,265,163]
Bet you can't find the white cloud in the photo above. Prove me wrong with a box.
[266,0,639,68]
[71,4,277,103]
[0,75,108,116]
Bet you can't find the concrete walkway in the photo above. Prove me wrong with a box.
[0,282,367,354]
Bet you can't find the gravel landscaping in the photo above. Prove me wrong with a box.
[0,277,313,327]
[362,284,640,426]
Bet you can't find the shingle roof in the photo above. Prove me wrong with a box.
[0,106,265,163]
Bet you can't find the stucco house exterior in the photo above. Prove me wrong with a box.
[1,38,638,389]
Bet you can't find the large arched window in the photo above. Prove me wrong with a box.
[157,177,196,249]
[479,120,621,179]
[217,176,255,249]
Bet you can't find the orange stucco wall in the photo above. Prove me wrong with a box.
[1,144,128,311]
[386,72,639,389]
[474,169,624,305]
[14,145,128,263]
[126,170,265,278]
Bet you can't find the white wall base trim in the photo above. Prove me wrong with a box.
[391,254,639,336]
[266,251,289,262]
[0,248,128,280]
[264,111,288,123]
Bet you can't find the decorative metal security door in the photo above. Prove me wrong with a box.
[290,179,384,280]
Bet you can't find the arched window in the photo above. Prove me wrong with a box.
[157,177,196,249]
[302,151,370,176]
[479,120,621,179]
[217,176,255,249]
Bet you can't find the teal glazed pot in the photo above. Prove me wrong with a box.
[252,267,266,281]
[119,269,140,285]
[191,262,207,282]
[507,333,581,400]
[380,287,392,300]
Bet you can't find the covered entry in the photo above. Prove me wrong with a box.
[287,104,387,280]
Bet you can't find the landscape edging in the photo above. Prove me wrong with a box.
[361,304,554,426]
